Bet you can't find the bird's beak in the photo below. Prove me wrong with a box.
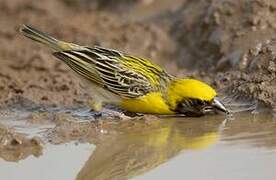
[212,97,228,114]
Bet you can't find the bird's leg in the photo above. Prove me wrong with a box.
[106,110,142,120]
[89,98,103,111]
[89,99,103,118]
[101,105,143,120]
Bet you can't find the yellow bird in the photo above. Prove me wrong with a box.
[20,25,228,116]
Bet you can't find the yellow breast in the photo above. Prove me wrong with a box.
[120,92,174,114]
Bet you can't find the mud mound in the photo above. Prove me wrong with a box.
[0,0,275,109]
[169,0,276,109]
[62,0,141,12]
[223,39,276,109]
[171,0,276,70]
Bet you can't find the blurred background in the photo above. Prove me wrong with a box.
[0,0,275,109]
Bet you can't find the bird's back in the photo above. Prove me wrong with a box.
[54,46,172,99]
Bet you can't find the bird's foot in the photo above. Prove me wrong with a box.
[123,111,143,118]
[89,100,102,112]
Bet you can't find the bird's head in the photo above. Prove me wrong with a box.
[167,79,228,116]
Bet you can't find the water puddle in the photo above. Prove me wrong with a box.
[0,142,95,180]
[0,106,276,180]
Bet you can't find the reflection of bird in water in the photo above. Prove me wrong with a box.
[76,116,224,180]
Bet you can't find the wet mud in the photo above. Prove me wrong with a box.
[1,110,276,180]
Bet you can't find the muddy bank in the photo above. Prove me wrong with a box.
[0,0,275,109]
[170,0,276,69]
[0,0,177,107]
[0,0,275,110]
[167,0,276,109]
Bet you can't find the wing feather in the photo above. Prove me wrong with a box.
[53,46,171,98]
[54,52,103,84]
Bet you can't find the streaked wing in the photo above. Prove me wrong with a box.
[53,46,171,98]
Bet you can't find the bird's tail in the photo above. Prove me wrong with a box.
[19,24,80,51]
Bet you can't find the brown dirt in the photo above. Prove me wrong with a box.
[167,0,276,108]
[1,0,275,109]
[0,0,177,107]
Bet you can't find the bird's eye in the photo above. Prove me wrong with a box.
[195,99,207,106]
[196,99,203,105]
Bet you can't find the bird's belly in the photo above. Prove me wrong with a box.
[85,81,121,105]
[120,92,174,114]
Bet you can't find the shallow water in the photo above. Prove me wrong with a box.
[0,142,95,180]
[0,108,276,180]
